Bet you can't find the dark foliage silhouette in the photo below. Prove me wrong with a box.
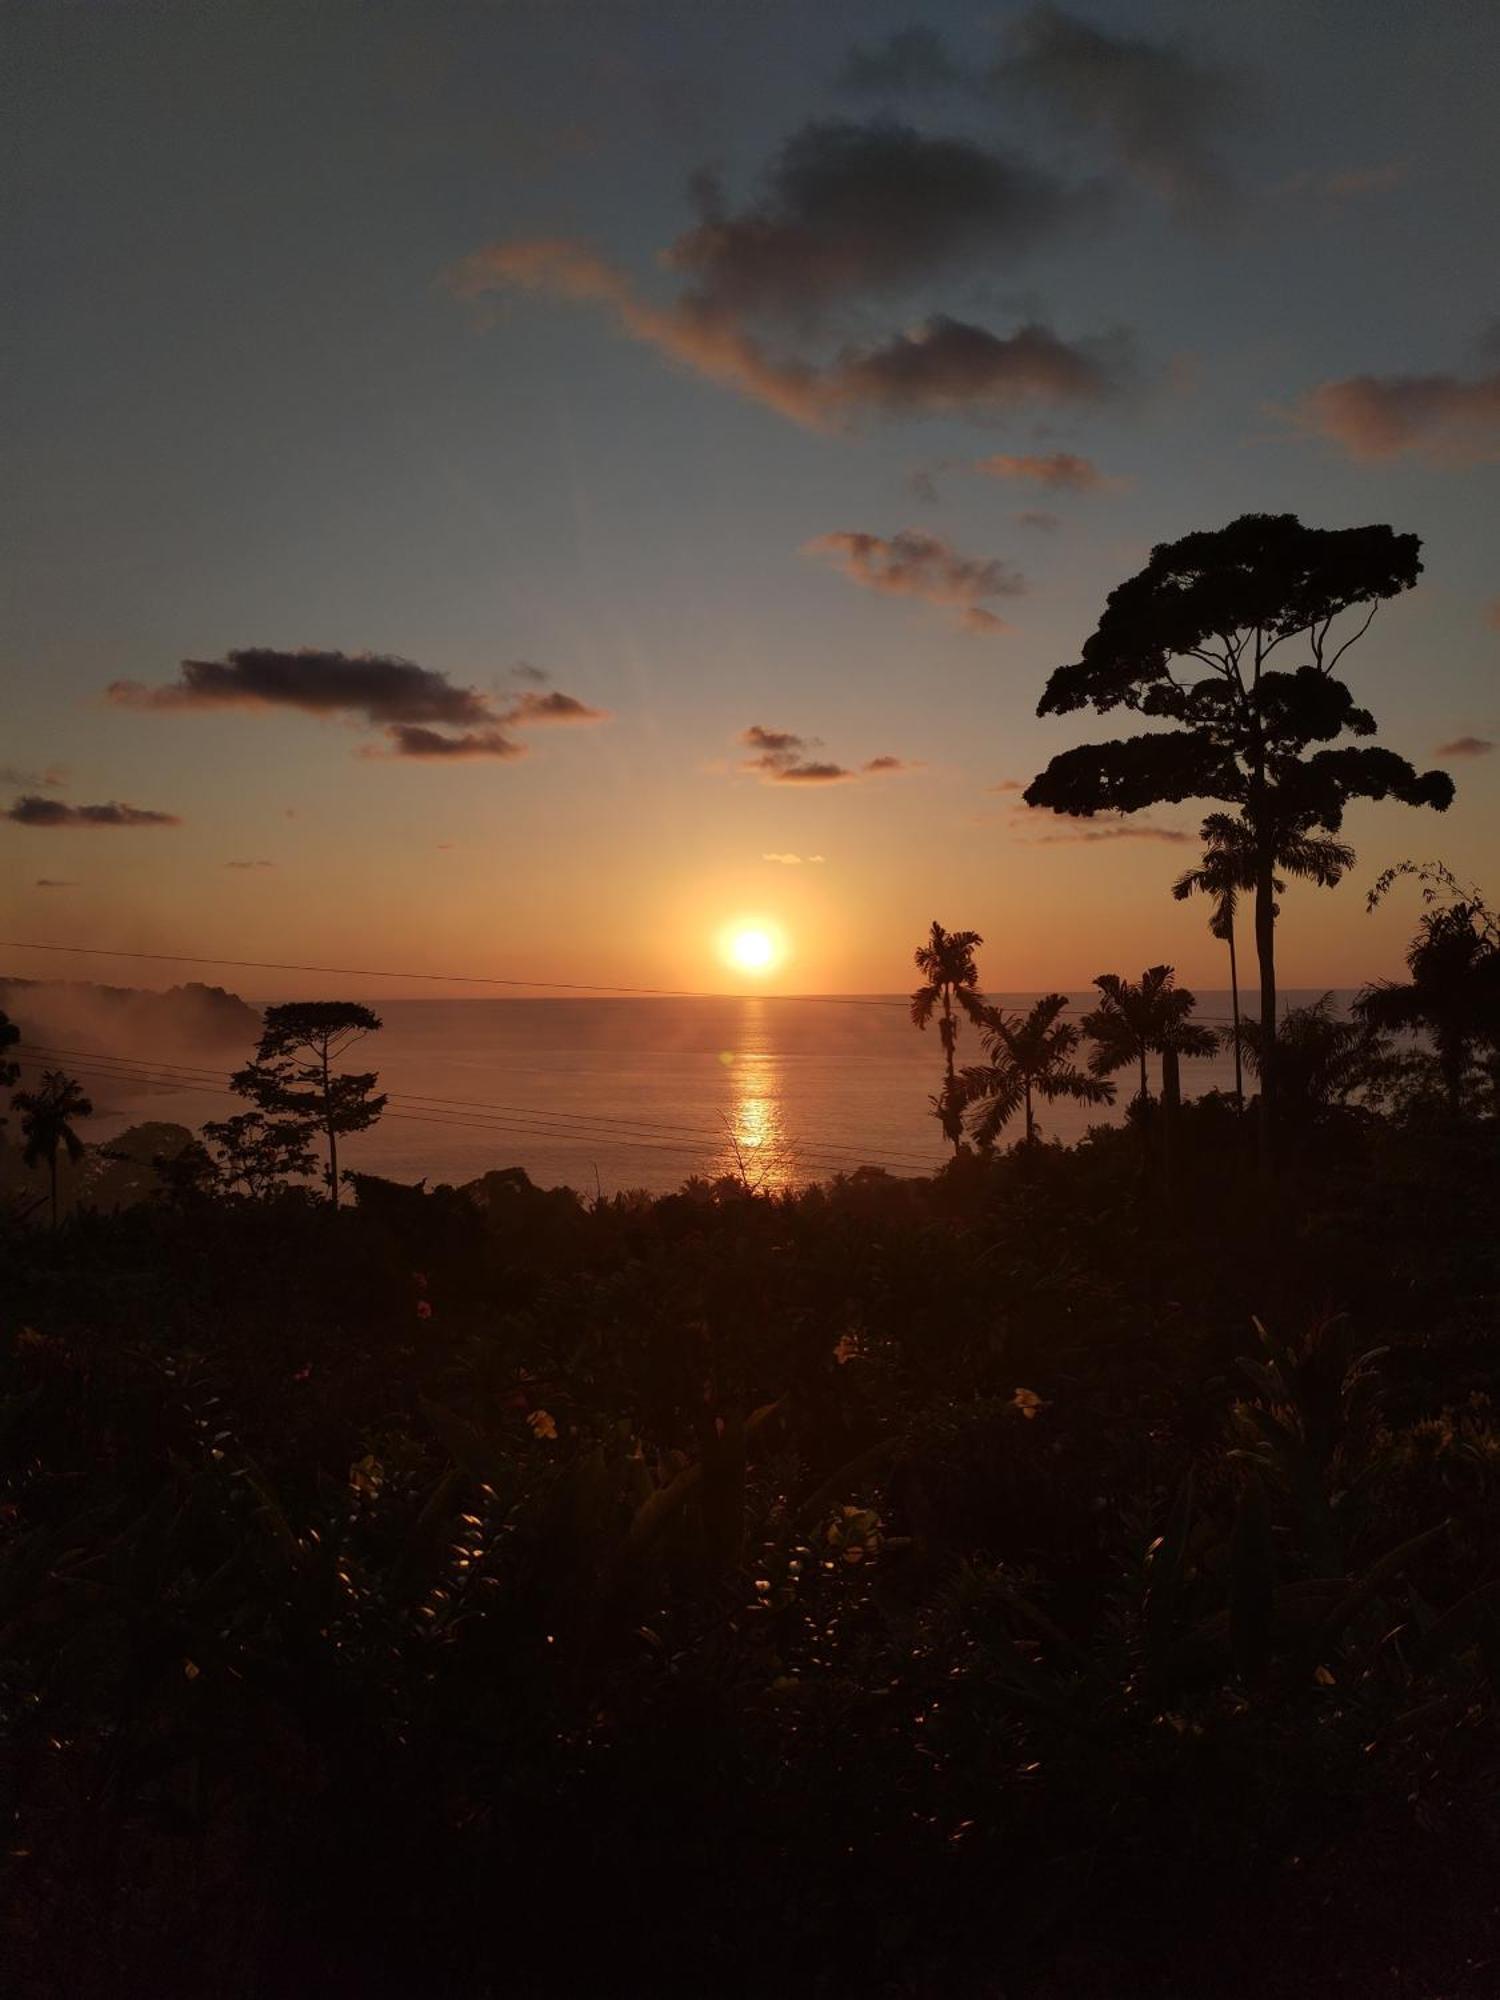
[910,921,986,1150]
[958,991,1114,1145]
[1025,514,1454,1162]
[1357,900,1500,1114]
[231,1002,386,1205]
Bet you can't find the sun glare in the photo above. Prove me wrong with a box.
[724,923,782,977]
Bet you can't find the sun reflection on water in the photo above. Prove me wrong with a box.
[715,1003,797,1190]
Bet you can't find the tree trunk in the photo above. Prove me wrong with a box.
[322,1045,339,1206]
[1024,1080,1034,1145]
[942,994,960,1156]
[49,1148,58,1231]
[1227,925,1244,1114]
[1254,859,1278,1179]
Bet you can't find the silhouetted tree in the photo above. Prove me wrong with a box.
[231,1002,386,1206]
[1025,515,1453,1165]
[12,1068,93,1227]
[1173,814,1355,1114]
[1356,901,1500,1115]
[1084,967,1216,1114]
[910,922,985,1152]
[202,1109,321,1199]
[958,993,1115,1147]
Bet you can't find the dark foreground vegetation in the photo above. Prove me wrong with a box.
[4,1064,1500,1996]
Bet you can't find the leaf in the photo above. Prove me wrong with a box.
[1230,1477,1275,1685]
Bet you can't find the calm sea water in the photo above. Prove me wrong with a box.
[70,991,1353,1196]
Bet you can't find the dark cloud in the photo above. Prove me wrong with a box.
[989,779,1024,792]
[509,661,550,685]
[225,859,276,869]
[1290,365,1500,462]
[110,646,607,761]
[906,468,940,505]
[806,528,1024,634]
[110,647,493,726]
[447,113,1128,431]
[1273,162,1407,203]
[1015,509,1061,532]
[972,449,1114,488]
[1435,736,1494,759]
[6,796,181,828]
[667,121,1093,326]
[836,27,962,97]
[994,4,1246,217]
[829,314,1126,417]
[738,726,913,786]
[34,878,77,888]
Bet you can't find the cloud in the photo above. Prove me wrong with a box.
[0,764,67,789]
[1435,736,1494,759]
[665,120,1094,325]
[906,468,940,505]
[836,27,963,97]
[509,661,551,685]
[763,851,827,865]
[806,528,1024,633]
[446,119,1128,431]
[994,5,1246,218]
[34,879,77,888]
[1487,600,1500,631]
[225,859,276,869]
[1289,365,1500,462]
[739,726,914,786]
[1018,818,1191,845]
[972,449,1114,489]
[989,779,1024,793]
[1015,509,1061,532]
[109,645,608,761]
[6,796,181,828]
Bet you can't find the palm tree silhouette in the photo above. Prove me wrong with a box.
[1236,995,1385,1121]
[910,922,985,1153]
[958,994,1116,1148]
[1173,814,1355,1114]
[1083,966,1217,1113]
[1355,903,1500,1113]
[12,1068,94,1228]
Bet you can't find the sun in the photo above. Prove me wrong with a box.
[723,922,783,977]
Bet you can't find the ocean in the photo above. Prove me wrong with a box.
[58,990,1350,1196]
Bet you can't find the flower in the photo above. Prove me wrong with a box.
[527,1410,558,1441]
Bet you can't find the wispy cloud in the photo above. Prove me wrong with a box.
[109,647,608,761]
[805,529,1024,634]
[225,858,276,869]
[1015,509,1061,532]
[739,725,917,786]
[5,796,181,828]
[1288,362,1500,462]
[34,878,78,888]
[0,764,67,790]
[1018,818,1191,845]
[763,851,827,865]
[972,449,1116,489]
[1435,736,1494,759]
[1272,161,1407,203]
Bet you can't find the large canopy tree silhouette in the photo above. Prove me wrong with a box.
[958,993,1115,1148]
[232,1002,386,1206]
[1024,514,1453,1163]
[910,922,986,1153]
